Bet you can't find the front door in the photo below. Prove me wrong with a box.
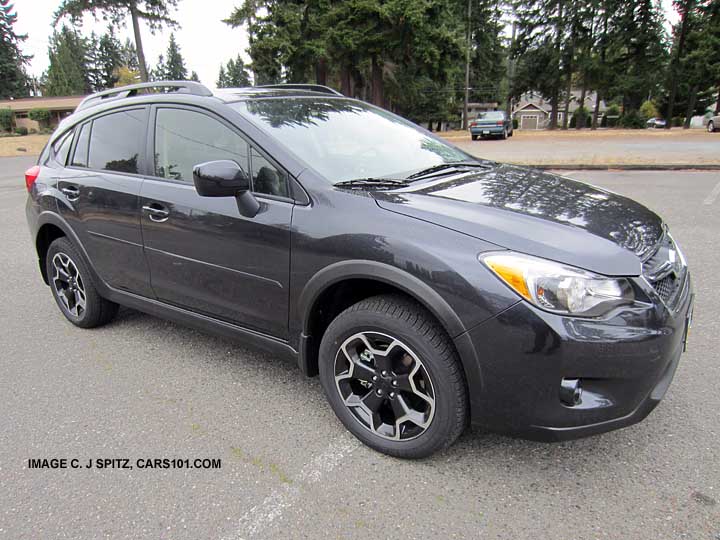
[57,107,153,297]
[140,106,292,339]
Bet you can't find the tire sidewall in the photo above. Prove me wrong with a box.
[319,308,462,458]
[46,238,95,326]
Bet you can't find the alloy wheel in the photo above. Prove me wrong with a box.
[51,252,87,318]
[334,331,435,441]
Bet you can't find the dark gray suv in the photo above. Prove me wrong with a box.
[25,81,693,458]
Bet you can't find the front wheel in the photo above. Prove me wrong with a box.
[709,121,716,133]
[319,295,468,458]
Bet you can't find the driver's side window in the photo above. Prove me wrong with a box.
[154,108,290,199]
[154,108,249,183]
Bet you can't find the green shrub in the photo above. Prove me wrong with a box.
[639,100,659,121]
[0,108,12,132]
[620,110,645,129]
[14,126,28,136]
[29,108,51,128]
[512,118,518,129]
[606,104,621,117]
[672,116,683,127]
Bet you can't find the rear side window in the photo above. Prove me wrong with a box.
[52,131,74,166]
[88,109,145,174]
[71,123,90,168]
[154,108,249,182]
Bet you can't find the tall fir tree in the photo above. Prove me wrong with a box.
[54,0,180,83]
[0,0,30,98]
[44,26,91,96]
[154,33,187,80]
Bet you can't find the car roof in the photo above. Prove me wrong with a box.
[75,81,344,113]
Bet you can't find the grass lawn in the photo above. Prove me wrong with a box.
[0,134,50,157]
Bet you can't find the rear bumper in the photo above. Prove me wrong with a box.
[470,126,505,136]
[457,273,693,441]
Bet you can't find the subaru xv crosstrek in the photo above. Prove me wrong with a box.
[25,81,693,458]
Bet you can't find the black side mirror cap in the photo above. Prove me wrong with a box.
[193,160,250,197]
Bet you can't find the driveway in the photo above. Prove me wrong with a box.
[1,157,718,539]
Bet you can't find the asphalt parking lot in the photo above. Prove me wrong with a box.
[1,155,718,539]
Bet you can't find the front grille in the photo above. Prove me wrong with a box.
[642,233,686,308]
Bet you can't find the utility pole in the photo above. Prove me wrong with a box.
[463,0,472,131]
[506,16,517,117]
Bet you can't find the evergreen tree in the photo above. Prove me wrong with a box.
[0,0,30,98]
[54,0,181,83]
[217,64,228,87]
[189,70,199,81]
[162,33,186,80]
[44,26,91,96]
[226,56,252,86]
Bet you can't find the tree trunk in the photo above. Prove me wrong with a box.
[716,84,720,114]
[340,65,352,97]
[371,54,384,107]
[577,85,587,129]
[666,0,695,129]
[684,84,698,128]
[315,57,328,86]
[562,74,572,129]
[129,3,149,82]
[592,91,601,130]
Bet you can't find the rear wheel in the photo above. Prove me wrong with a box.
[500,128,508,140]
[709,121,715,133]
[46,237,118,328]
[471,134,478,140]
[319,294,468,458]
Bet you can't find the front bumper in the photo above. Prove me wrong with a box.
[458,273,693,441]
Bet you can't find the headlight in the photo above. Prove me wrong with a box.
[480,252,635,317]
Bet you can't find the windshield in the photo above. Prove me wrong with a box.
[477,111,505,121]
[233,98,470,182]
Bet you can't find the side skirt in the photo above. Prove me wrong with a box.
[104,287,299,362]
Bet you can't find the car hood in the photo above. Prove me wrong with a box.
[372,165,664,276]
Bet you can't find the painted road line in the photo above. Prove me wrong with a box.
[703,179,720,205]
[224,435,360,540]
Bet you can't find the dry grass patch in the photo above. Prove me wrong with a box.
[0,134,51,157]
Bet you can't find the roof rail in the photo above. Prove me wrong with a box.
[256,84,343,96]
[77,81,213,111]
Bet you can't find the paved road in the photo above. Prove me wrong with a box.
[450,130,720,166]
[1,157,718,539]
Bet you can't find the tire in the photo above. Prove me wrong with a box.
[508,128,514,137]
[500,128,508,140]
[471,134,478,141]
[319,294,468,458]
[709,121,715,133]
[46,237,119,328]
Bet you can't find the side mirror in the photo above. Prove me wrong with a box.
[193,160,250,197]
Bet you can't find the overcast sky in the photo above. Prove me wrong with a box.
[15,0,678,89]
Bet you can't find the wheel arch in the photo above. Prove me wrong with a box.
[34,212,97,287]
[297,261,469,378]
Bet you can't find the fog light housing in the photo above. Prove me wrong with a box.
[560,378,583,406]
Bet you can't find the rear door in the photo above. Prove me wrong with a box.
[58,107,152,297]
[139,105,293,338]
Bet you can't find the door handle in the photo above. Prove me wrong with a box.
[142,203,170,223]
[61,185,80,201]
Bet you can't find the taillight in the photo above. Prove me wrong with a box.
[25,165,40,192]
[496,121,504,126]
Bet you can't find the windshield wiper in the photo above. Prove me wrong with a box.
[334,177,409,189]
[406,161,493,180]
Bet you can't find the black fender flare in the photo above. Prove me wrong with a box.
[296,260,484,415]
[35,212,106,292]
[298,260,467,339]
